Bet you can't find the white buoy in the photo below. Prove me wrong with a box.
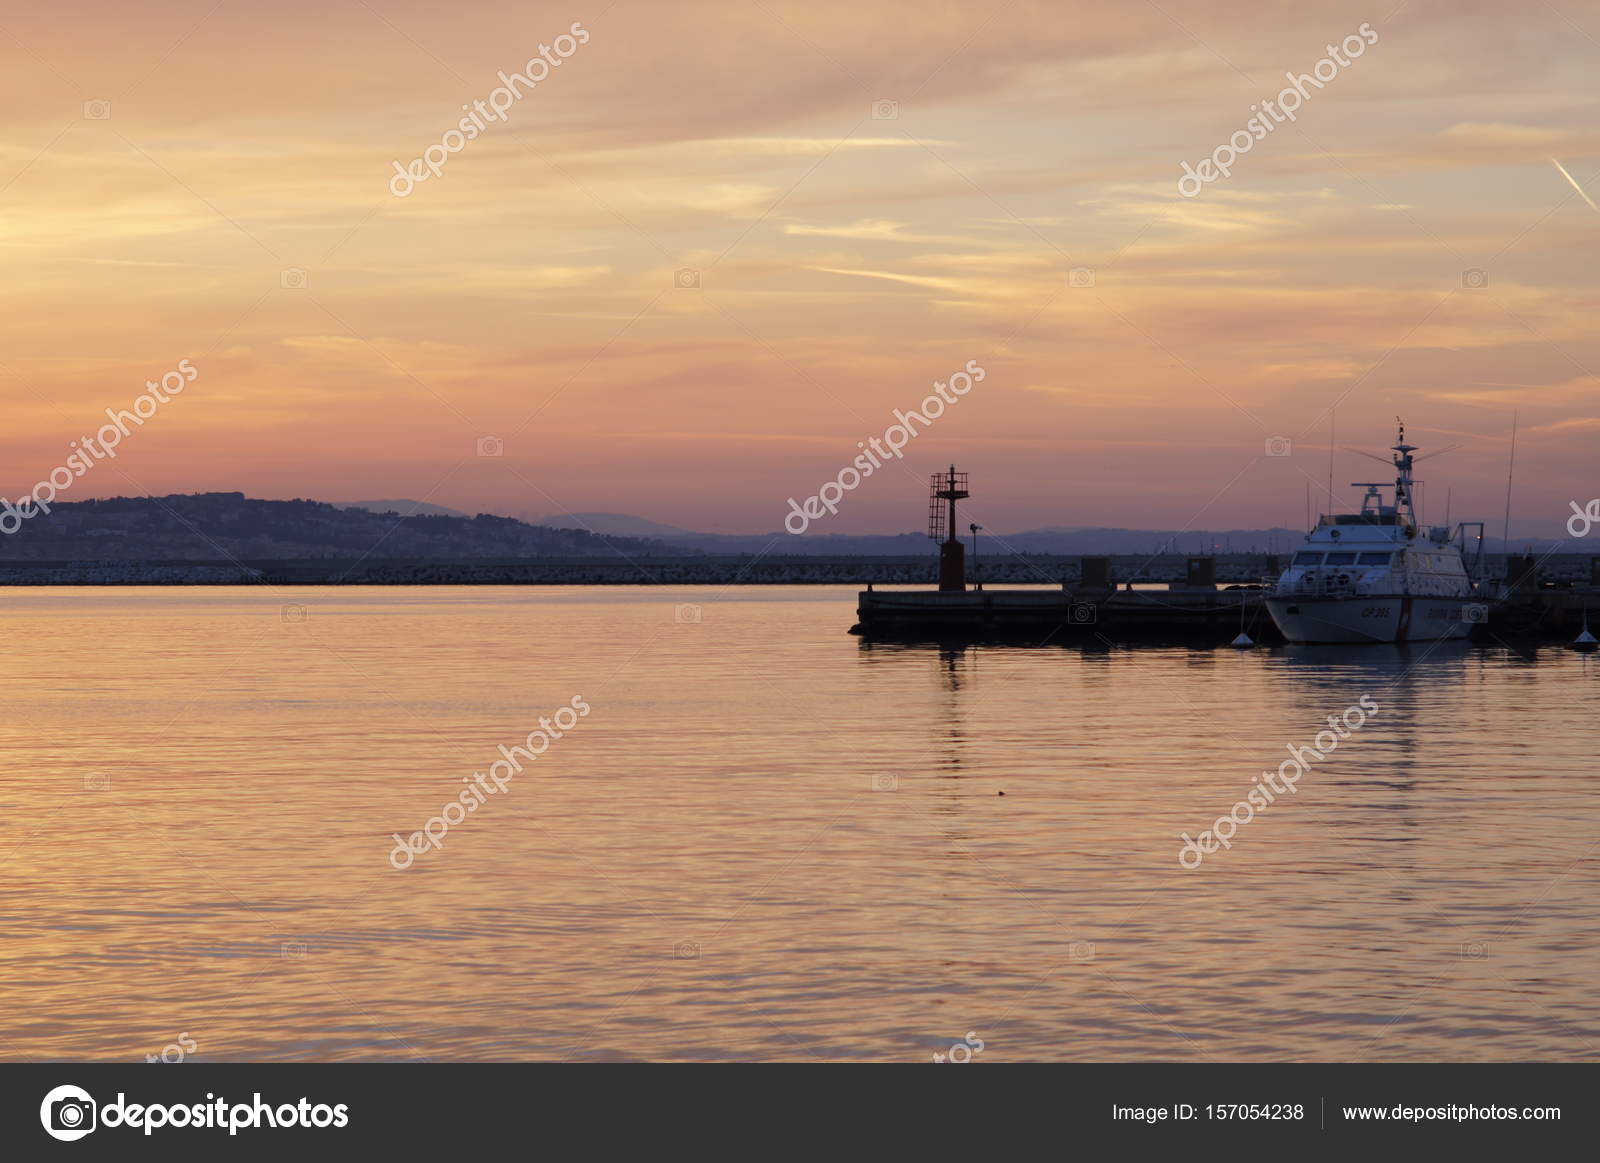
[1231,588,1254,648]
[1571,607,1598,651]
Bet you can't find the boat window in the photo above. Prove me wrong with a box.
[1357,552,1393,565]
[1292,552,1323,565]
[1324,552,1357,565]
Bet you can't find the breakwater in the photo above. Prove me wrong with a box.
[0,553,1594,587]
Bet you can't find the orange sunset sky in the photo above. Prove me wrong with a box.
[1,0,1596,535]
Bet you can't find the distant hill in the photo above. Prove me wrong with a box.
[536,511,697,538]
[546,518,1577,557]
[336,499,469,518]
[533,513,1311,556]
[533,511,929,555]
[9,496,1567,564]
[0,493,687,561]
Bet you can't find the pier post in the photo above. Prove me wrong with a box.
[1508,554,1539,594]
[1080,556,1111,590]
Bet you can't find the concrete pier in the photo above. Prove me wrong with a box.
[852,553,1600,643]
[851,584,1278,642]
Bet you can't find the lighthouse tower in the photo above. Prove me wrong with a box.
[927,465,969,591]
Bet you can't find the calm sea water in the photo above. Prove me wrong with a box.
[3,585,1596,1062]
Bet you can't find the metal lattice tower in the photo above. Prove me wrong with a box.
[928,465,969,543]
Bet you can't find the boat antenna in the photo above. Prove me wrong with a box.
[1501,410,1518,550]
[1326,410,1335,511]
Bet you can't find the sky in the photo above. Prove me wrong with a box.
[0,0,1596,537]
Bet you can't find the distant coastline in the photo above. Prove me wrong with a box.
[0,553,1590,587]
[1,493,1588,585]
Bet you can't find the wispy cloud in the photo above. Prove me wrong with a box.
[782,219,977,244]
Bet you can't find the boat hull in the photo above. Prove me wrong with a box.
[1265,594,1478,644]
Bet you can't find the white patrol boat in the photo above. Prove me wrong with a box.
[1266,421,1486,644]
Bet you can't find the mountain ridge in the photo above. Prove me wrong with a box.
[0,493,683,561]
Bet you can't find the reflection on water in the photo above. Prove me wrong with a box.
[2,587,1596,1061]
